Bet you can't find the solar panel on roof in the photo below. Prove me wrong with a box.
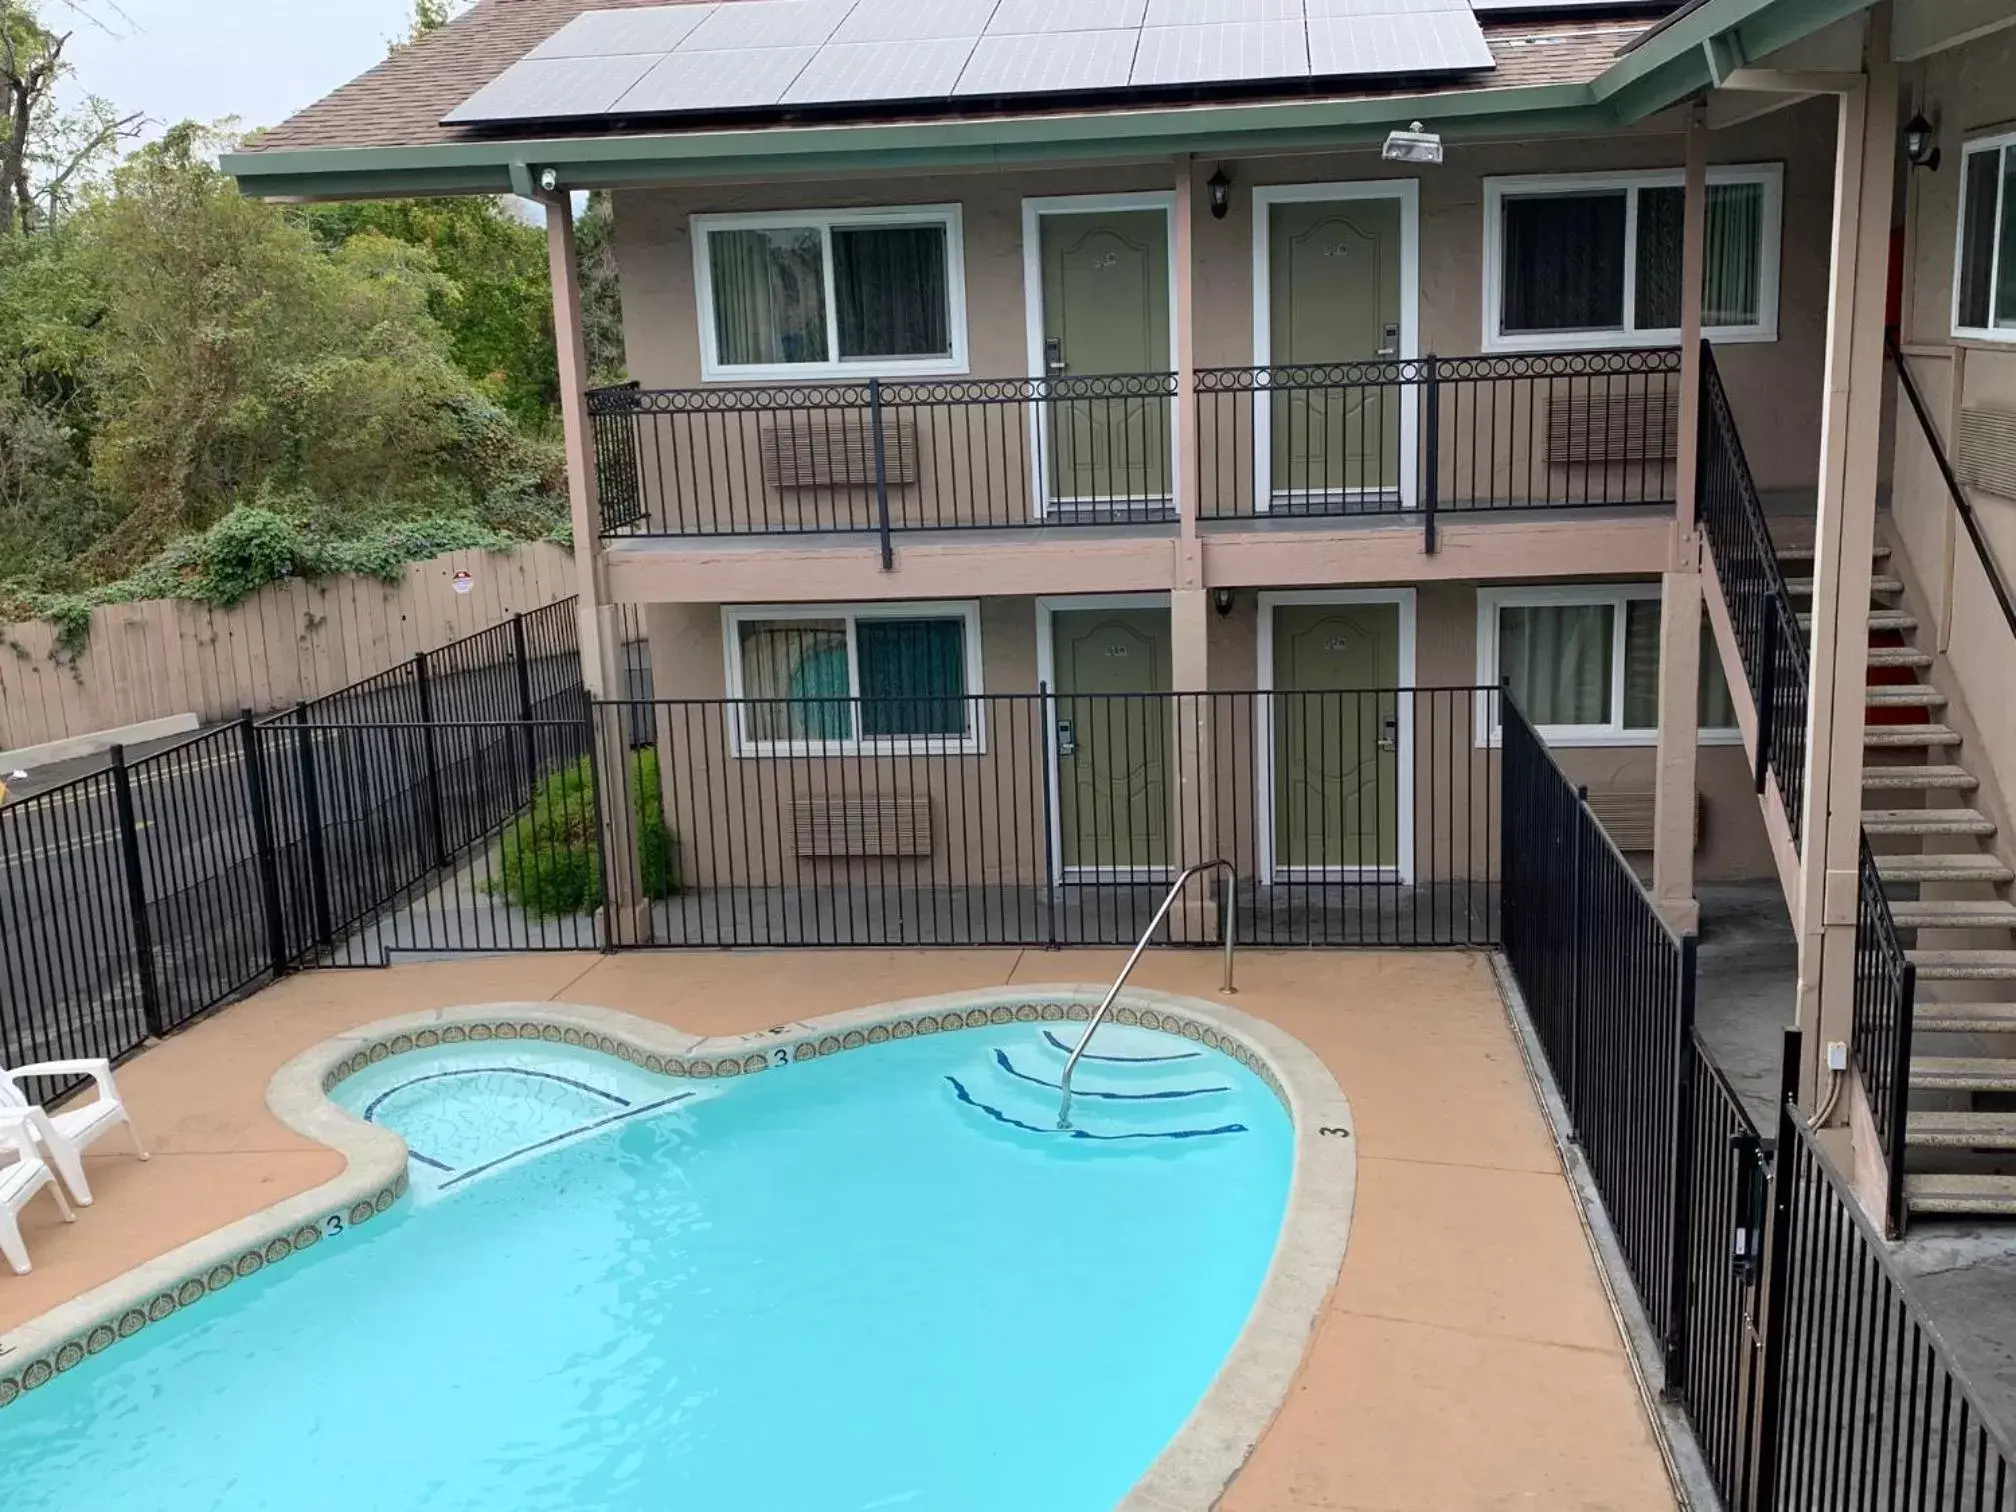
[614,45,821,110]
[445,0,1499,128]
[679,0,854,50]
[830,0,998,44]
[985,0,1148,34]
[782,36,978,100]
[445,54,659,123]
[1307,11,1495,74]
[1131,20,1310,86]
[954,29,1140,95]
[528,6,718,58]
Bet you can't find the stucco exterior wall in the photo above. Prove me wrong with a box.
[609,98,1838,501]
[639,581,1774,887]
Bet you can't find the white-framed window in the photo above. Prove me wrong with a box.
[1476,584,1740,747]
[1482,166,1783,352]
[722,601,985,756]
[1954,130,2016,342]
[692,205,968,381]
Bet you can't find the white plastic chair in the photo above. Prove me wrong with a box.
[1,1120,74,1275]
[0,1059,149,1206]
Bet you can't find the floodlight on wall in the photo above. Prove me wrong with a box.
[1903,114,1941,171]
[1212,588,1235,618]
[1208,168,1232,220]
[539,167,559,192]
[1382,122,1443,165]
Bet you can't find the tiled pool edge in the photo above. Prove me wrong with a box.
[0,986,1356,1512]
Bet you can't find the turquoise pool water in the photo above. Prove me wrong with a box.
[0,1020,1293,1511]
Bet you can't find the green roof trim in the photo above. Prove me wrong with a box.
[223,0,1876,201]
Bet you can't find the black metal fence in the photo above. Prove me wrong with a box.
[570,688,1500,949]
[1853,835,1917,1237]
[591,350,1680,556]
[0,599,589,1090]
[1500,694,1696,1345]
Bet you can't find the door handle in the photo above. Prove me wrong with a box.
[1377,717,1398,753]
[1376,322,1400,358]
[1044,337,1066,377]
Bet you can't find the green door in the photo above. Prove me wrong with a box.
[1272,602,1401,874]
[1268,198,1404,506]
[1040,210,1172,513]
[1053,607,1170,875]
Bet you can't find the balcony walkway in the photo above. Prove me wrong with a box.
[0,949,1672,1510]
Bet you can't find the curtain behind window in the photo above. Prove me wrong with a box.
[1619,600,1741,731]
[710,228,828,366]
[834,225,951,359]
[1634,183,1764,330]
[1501,192,1626,333]
[1999,149,2016,328]
[1957,147,2003,329]
[738,620,850,741]
[859,618,966,736]
[1501,603,1613,725]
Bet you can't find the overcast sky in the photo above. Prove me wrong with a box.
[61,0,423,137]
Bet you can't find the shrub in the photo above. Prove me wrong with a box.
[492,748,677,917]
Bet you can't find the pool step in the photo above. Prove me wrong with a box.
[949,1030,1244,1142]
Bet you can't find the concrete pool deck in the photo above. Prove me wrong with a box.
[0,949,1675,1511]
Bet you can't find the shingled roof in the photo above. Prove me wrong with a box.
[244,0,1652,157]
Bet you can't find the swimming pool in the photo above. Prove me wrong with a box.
[0,993,1353,1511]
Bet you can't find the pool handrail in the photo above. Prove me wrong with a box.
[1055,859,1238,1131]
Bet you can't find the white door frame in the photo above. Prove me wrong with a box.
[1256,588,1418,885]
[1022,191,1180,522]
[1251,180,1421,514]
[1035,593,1173,884]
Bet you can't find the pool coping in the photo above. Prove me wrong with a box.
[0,986,1356,1512]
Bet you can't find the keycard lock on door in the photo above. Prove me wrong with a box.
[1378,716,1399,752]
[1045,337,1066,377]
[1377,322,1400,358]
[1056,717,1076,756]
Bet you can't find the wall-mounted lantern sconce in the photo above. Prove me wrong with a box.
[1212,588,1235,618]
[1208,168,1232,220]
[1903,114,1941,171]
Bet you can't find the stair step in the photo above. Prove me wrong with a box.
[1906,1111,2016,1150]
[1910,951,2016,981]
[1917,1000,2016,1032]
[1905,1172,2016,1216]
[1912,1056,2016,1092]
[1864,724,1963,749]
[1785,575,1904,596]
[1861,809,1997,838]
[1866,685,1948,709]
[1867,646,1936,669]
[1800,609,1919,633]
[1862,765,1978,792]
[1776,543,1890,564]
[1876,852,2015,884]
[1891,898,2016,929]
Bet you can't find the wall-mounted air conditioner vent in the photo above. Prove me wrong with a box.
[1958,406,2016,502]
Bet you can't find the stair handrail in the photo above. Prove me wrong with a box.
[1055,859,1238,1131]
[1885,329,2016,645]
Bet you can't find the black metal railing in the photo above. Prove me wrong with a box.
[579,688,1499,949]
[1765,1092,2016,1510]
[1853,834,1917,1237]
[590,350,1680,554]
[1198,348,1683,540]
[590,375,1179,552]
[1499,693,1697,1349]
[1888,330,2016,645]
[1698,341,1809,848]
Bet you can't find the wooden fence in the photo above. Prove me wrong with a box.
[0,543,575,751]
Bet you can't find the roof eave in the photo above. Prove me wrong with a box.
[223,78,1608,200]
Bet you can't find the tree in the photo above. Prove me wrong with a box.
[0,1,138,233]
[577,192,627,386]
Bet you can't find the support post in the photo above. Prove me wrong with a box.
[239,711,288,978]
[1173,154,1202,588]
[590,602,650,947]
[1170,587,1217,942]
[1794,23,1896,1110]
[1654,108,1709,936]
[1749,1026,1804,1512]
[1663,932,1700,1396]
[542,189,614,701]
[108,744,166,1038]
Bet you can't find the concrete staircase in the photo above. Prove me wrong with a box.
[1782,543,2016,1218]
